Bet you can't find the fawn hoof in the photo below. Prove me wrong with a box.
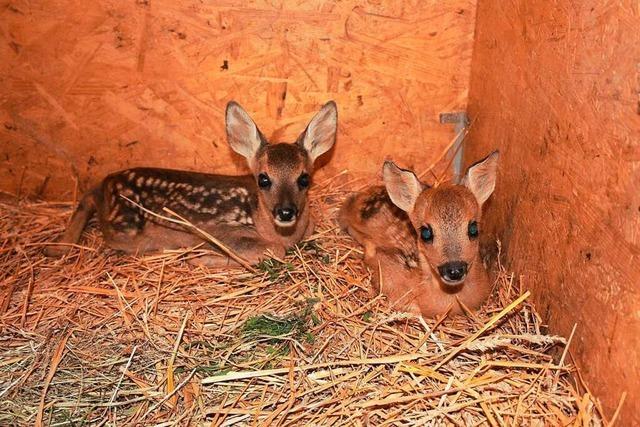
[43,244,72,258]
[186,254,231,268]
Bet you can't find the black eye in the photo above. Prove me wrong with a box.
[420,225,434,243]
[297,173,310,189]
[258,173,271,189]
[468,221,479,238]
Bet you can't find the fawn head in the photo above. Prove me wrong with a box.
[226,101,337,229]
[383,152,499,287]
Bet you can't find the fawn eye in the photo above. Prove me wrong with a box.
[468,221,479,238]
[257,173,271,189]
[420,225,434,243]
[297,173,310,189]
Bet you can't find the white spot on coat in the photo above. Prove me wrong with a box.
[108,207,120,221]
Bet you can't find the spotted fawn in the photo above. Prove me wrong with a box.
[45,101,338,266]
[339,152,499,317]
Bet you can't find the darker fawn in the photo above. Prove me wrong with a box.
[339,152,499,317]
[45,101,338,266]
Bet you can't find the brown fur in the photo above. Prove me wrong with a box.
[45,101,338,266]
[339,152,499,317]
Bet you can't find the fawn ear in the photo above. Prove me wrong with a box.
[226,101,266,160]
[383,161,423,213]
[298,101,338,163]
[462,151,500,206]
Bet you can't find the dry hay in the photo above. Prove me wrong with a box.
[0,177,606,426]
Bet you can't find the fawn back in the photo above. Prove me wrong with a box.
[45,101,338,266]
[339,152,499,317]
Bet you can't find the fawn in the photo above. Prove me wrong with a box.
[44,101,338,266]
[339,152,499,317]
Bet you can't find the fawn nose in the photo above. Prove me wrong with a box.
[438,261,468,284]
[275,206,297,223]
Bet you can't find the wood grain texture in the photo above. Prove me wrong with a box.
[0,0,476,198]
[465,0,640,423]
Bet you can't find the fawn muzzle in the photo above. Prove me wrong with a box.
[274,205,298,227]
[437,261,468,285]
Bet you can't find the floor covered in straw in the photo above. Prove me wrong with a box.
[1,179,604,426]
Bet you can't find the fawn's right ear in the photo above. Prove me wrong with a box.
[226,101,266,160]
[383,161,423,213]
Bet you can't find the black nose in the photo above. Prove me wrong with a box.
[438,261,468,283]
[276,206,297,222]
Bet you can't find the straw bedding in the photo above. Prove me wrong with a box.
[0,177,604,426]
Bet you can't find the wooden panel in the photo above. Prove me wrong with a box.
[0,0,476,198]
[466,0,640,423]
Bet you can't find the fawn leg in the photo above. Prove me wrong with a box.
[44,190,98,257]
[187,231,285,268]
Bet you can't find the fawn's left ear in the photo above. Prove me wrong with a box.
[298,101,338,163]
[462,151,500,206]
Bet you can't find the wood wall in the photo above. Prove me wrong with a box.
[465,1,640,423]
[0,0,476,199]
[4,0,640,420]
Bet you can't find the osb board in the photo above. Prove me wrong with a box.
[0,0,476,199]
[465,0,640,424]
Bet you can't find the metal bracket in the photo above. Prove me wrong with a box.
[439,111,469,183]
